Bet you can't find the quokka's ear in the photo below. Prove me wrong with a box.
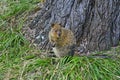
[51,23,55,28]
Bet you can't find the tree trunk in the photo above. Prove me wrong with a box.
[28,0,120,53]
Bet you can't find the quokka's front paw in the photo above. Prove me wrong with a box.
[52,43,56,47]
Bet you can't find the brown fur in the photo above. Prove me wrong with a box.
[49,23,76,58]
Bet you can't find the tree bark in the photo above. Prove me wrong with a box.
[28,0,120,53]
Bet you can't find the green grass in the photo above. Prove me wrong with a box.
[0,0,40,19]
[0,0,120,80]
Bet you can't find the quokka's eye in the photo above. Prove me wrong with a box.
[55,30,58,32]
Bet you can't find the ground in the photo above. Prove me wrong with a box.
[0,0,120,80]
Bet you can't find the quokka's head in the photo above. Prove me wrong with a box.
[50,23,62,39]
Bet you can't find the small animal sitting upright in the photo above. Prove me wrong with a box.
[49,23,76,58]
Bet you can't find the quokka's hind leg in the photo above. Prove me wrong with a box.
[68,44,76,56]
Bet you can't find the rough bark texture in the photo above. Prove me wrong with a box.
[28,0,120,53]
